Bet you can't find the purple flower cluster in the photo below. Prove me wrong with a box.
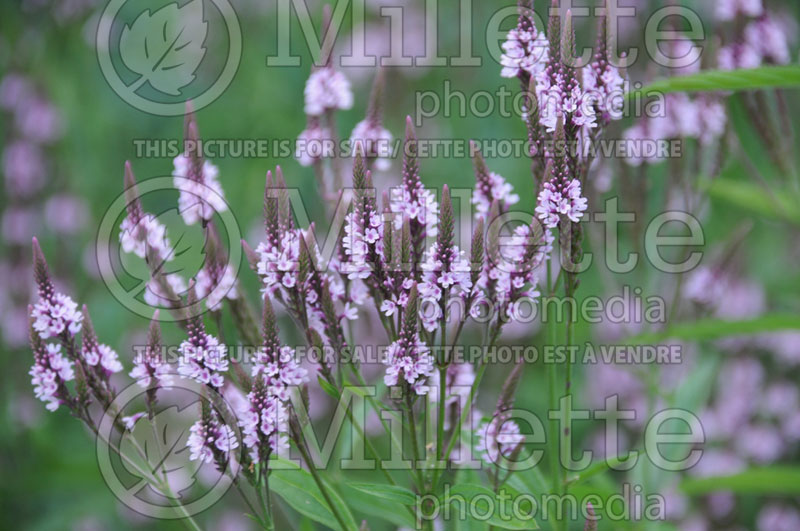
[535,178,588,228]
[499,19,549,79]
[240,298,308,462]
[29,342,74,412]
[177,316,229,388]
[173,154,227,225]
[187,415,239,464]
[303,66,353,116]
[475,416,524,465]
[383,287,435,395]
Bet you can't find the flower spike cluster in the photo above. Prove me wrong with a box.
[177,295,229,388]
[29,314,74,412]
[383,285,435,395]
[173,102,228,225]
[239,295,307,463]
[30,238,82,340]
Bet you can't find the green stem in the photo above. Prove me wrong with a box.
[296,441,350,531]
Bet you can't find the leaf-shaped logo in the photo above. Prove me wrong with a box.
[119,405,201,499]
[119,0,208,96]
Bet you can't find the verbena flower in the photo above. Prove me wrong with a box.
[500,17,549,79]
[177,311,229,388]
[240,296,307,463]
[296,117,331,167]
[716,0,763,22]
[130,312,172,390]
[350,120,392,171]
[30,339,74,412]
[195,262,239,312]
[475,416,524,464]
[144,273,187,307]
[383,286,434,395]
[536,178,588,228]
[173,105,228,225]
[471,145,519,218]
[30,238,82,339]
[303,66,353,116]
[187,413,239,464]
[173,154,227,225]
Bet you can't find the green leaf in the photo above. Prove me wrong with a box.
[270,465,358,531]
[317,374,340,399]
[447,484,539,529]
[625,313,800,344]
[628,66,800,99]
[342,483,417,528]
[705,178,800,226]
[680,467,800,496]
[348,482,417,505]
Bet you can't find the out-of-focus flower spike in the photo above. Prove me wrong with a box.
[584,502,598,531]
[366,68,385,126]
[547,0,562,65]
[28,308,76,412]
[123,161,143,224]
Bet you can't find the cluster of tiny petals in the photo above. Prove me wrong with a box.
[187,416,239,464]
[30,343,74,411]
[350,120,393,171]
[342,209,384,280]
[383,336,435,395]
[716,0,763,21]
[173,154,228,225]
[256,229,306,294]
[719,14,793,71]
[195,263,239,312]
[535,178,588,228]
[144,273,187,307]
[472,171,519,218]
[296,124,331,167]
[119,214,173,263]
[479,224,546,313]
[499,21,549,78]
[130,351,173,389]
[83,342,123,375]
[476,416,524,464]
[303,67,353,116]
[241,345,308,462]
[389,186,439,237]
[623,94,727,166]
[177,330,229,388]
[535,72,598,133]
[418,243,473,331]
[31,292,83,339]
[582,62,626,122]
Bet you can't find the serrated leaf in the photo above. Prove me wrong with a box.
[628,66,800,99]
[349,482,417,505]
[680,467,800,496]
[447,484,539,529]
[120,0,207,96]
[624,313,800,345]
